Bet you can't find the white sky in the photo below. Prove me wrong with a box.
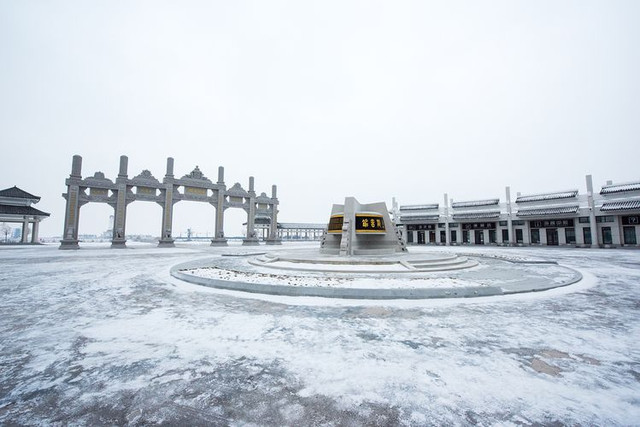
[1,1,639,238]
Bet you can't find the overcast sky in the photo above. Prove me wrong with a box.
[1,0,639,238]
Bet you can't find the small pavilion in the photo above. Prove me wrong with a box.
[0,186,50,244]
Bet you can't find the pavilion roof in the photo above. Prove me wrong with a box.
[0,186,40,200]
[0,204,50,216]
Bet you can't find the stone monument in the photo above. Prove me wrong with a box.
[320,197,407,255]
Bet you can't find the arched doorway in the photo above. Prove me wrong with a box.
[125,201,162,243]
[172,201,216,241]
[77,202,114,243]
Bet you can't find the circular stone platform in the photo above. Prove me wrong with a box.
[170,248,583,300]
[248,249,478,273]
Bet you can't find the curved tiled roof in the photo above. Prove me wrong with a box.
[0,204,50,216]
[399,204,439,211]
[452,199,499,208]
[452,211,500,220]
[600,182,640,195]
[516,190,578,203]
[0,186,40,200]
[400,213,440,221]
[516,206,579,217]
[600,201,640,211]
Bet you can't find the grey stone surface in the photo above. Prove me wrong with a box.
[172,250,582,299]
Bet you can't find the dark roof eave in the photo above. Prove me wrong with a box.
[0,186,41,200]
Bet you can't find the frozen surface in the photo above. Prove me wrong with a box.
[1,242,639,425]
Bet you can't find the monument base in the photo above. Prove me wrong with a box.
[242,238,260,246]
[157,239,175,248]
[210,238,228,247]
[59,239,80,250]
[111,240,127,249]
[265,238,282,245]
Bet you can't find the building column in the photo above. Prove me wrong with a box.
[506,186,514,246]
[159,157,176,247]
[21,218,29,243]
[243,176,259,245]
[444,193,451,246]
[211,166,228,246]
[31,220,40,243]
[60,155,83,249]
[586,174,599,247]
[524,221,531,245]
[266,185,281,245]
[111,155,128,248]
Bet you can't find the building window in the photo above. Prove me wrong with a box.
[440,230,446,243]
[623,226,637,245]
[449,223,459,228]
[407,231,413,243]
[596,216,615,223]
[515,229,523,243]
[450,230,457,242]
[463,230,470,243]
[531,229,540,244]
[502,229,509,242]
[583,227,592,245]
[499,221,508,226]
[512,220,525,226]
[578,217,590,224]
[489,230,496,243]
[438,223,445,228]
[602,227,613,245]
[565,228,576,244]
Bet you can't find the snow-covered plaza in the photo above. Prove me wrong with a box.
[1,242,639,425]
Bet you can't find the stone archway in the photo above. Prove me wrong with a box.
[59,155,281,249]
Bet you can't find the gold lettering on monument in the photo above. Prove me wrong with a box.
[185,186,207,196]
[68,191,77,225]
[137,186,155,195]
[355,214,386,233]
[328,215,344,233]
[90,188,108,196]
[116,189,125,228]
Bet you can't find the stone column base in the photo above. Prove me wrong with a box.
[111,240,127,249]
[210,238,228,246]
[265,239,282,245]
[158,239,175,248]
[242,238,260,246]
[59,240,80,250]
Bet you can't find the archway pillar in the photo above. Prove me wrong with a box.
[158,157,176,247]
[60,155,83,249]
[211,166,228,246]
[111,155,128,248]
[242,176,260,246]
[265,185,282,245]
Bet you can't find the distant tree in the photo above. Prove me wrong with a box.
[1,223,11,243]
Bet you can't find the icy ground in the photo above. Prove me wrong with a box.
[1,242,639,425]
